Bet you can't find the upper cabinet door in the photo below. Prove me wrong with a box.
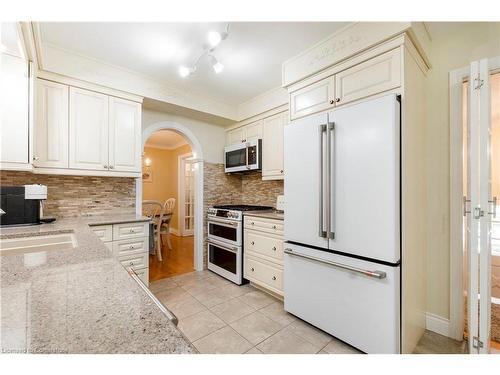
[290,76,335,121]
[108,97,141,172]
[227,127,245,145]
[262,113,285,180]
[0,53,29,165]
[334,48,401,106]
[34,79,69,168]
[245,120,263,140]
[69,87,109,171]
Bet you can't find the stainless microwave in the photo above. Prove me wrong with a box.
[224,138,262,173]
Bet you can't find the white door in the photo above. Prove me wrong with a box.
[179,153,195,236]
[34,79,69,168]
[328,94,400,263]
[108,97,141,172]
[0,53,29,164]
[467,59,494,354]
[69,87,109,171]
[284,111,329,249]
[262,113,284,179]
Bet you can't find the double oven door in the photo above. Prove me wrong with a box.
[207,217,243,284]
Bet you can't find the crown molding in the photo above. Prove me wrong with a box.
[237,85,288,121]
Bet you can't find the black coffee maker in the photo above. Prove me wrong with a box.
[0,185,48,226]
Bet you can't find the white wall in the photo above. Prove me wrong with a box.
[425,22,500,319]
[142,108,226,164]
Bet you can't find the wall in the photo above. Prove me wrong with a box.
[142,144,192,231]
[142,108,228,164]
[0,171,135,218]
[425,23,500,319]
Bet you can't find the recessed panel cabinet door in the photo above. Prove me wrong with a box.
[108,97,141,172]
[69,87,109,171]
[245,120,263,140]
[262,113,284,180]
[227,127,245,145]
[34,79,69,168]
[290,77,335,120]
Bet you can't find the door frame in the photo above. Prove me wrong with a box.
[449,56,500,341]
[178,152,194,236]
[138,121,205,271]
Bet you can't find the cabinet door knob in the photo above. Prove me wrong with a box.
[329,99,334,104]
[251,267,255,272]
[33,156,40,161]
[251,222,254,225]
[129,229,135,233]
[129,261,134,266]
[109,165,114,169]
[272,225,277,229]
[335,98,341,103]
[251,241,255,245]
[280,170,283,174]
[272,246,276,251]
[272,276,277,281]
[129,245,135,249]
[103,165,108,169]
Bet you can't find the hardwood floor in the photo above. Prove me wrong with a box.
[149,234,194,282]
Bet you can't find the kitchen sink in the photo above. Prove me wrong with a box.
[0,233,77,253]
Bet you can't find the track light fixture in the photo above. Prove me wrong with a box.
[178,23,229,78]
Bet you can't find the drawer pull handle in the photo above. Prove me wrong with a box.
[251,267,255,272]
[129,229,135,233]
[129,245,135,249]
[272,276,276,281]
[129,261,134,266]
[272,225,277,229]
[272,246,276,251]
[251,241,255,245]
[251,222,255,225]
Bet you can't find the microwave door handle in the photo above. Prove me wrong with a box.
[245,143,250,169]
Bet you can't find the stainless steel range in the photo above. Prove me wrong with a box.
[207,204,273,284]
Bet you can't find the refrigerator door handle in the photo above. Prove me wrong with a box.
[284,248,387,279]
[319,124,327,238]
[327,121,335,239]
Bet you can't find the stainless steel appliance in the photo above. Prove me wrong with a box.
[0,185,48,227]
[284,94,401,353]
[207,204,272,284]
[224,138,262,173]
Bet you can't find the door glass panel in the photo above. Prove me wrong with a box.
[225,148,246,168]
[209,244,236,273]
[208,223,237,241]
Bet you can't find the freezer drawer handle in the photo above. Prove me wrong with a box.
[284,248,387,280]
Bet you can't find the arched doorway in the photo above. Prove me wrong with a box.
[138,121,204,275]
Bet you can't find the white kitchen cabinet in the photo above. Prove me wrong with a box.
[34,79,69,168]
[262,112,285,180]
[244,120,263,140]
[226,120,263,145]
[227,127,245,145]
[0,53,30,168]
[69,87,109,171]
[244,215,284,297]
[290,76,335,120]
[108,97,141,172]
[334,48,401,106]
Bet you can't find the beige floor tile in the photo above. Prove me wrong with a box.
[148,278,178,293]
[238,290,276,309]
[193,289,230,308]
[182,281,218,297]
[259,301,297,327]
[155,286,191,305]
[230,311,282,345]
[210,298,255,323]
[285,319,332,349]
[177,310,226,342]
[322,338,361,354]
[245,347,263,354]
[212,283,252,300]
[171,271,212,286]
[168,295,207,319]
[256,329,319,354]
[193,326,253,354]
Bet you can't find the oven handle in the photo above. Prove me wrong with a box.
[207,217,240,227]
[207,239,239,253]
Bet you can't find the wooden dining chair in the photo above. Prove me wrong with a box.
[160,198,176,250]
[142,200,164,262]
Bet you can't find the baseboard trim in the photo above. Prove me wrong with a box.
[425,312,451,337]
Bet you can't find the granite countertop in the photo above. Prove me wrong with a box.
[0,215,196,354]
[243,210,284,221]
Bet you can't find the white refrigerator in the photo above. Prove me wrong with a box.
[283,94,401,354]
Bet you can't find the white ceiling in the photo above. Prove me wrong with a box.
[38,22,349,105]
[145,130,189,150]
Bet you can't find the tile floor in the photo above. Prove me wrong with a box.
[149,270,361,354]
[149,270,466,354]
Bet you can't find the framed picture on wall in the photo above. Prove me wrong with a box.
[142,168,153,182]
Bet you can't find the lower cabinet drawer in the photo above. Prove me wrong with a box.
[133,267,149,286]
[91,224,113,242]
[117,251,149,270]
[113,238,148,256]
[244,217,284,235]
[244,256,283,295]
[113,222,149,240]
[245,231,283,262]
